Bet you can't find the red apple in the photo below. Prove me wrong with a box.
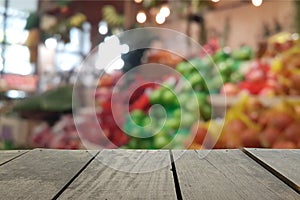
[268,112,294,130]
[272,140,297,149]
[226,119,247,134]
[283,123,300,142]
[259,127,282,147]
[240,128,260,148]
[191,122,208,145]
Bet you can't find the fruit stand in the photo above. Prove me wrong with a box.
[0,31,299,150]
[0,1,300,151]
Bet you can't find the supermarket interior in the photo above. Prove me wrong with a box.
[0,0,300,150]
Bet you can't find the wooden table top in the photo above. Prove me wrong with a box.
[0,149,299,199]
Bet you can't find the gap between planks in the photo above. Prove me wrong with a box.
[52,150,101,200]
[242,148,300,195]
[0,150,29,166]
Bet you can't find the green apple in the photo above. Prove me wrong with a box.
[153,135,170,149]
[142,116,151,126]
[200,105,212,121]
[165,118,180,130]
[127,137,139,149]
[189,73,204,87]
[162,89,177,105]
[173,108,182,119]
[138,139,153,149]
[130,109,145,126]
[180,112,196,128]
[149,89,162,104]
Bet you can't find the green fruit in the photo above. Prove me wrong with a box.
[201,56,214,69]
[185,97,199,112]
[162,90,177,105]
[165,118,180,130]
[180,113,196,128]
[142,116,151,126]
[231,46,252,60]
[176,62,187,74]
[189,73,204,87]
[153,136,170,149]
[178,94,189,105]
[196,92,207,105]
[173,109,182,119]
[130,109,145,126]
[127,137,139,149]
[217,61,232,76]
[213,50,230,63]
[150,89,162,104]
[176,62,194,76]
[230,72,244,82]
[207,76,223,91]
[200,105,212,121]
[138,139,153,149]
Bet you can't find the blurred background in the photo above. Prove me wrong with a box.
[0,0,300,150]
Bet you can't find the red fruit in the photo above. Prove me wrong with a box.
[191,122,208,145]
[188,143,203,150]
[258,111,273,127]
[240,129,260,148]
[283,123,300,142]
[226,119,247,134]
[259,127,282,147]
[99,74,113,87]
[291,73,300,90]
[246,68,265,82]
[220,83,240,96]
[272,140,297,149]
[224,131,242,149]
[268,112,293,130]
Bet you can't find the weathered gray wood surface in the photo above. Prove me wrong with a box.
[245,148,300,192]
[0,149,98,200]
[0,150,28,166]
[173,149,299,200]
[0,149,299,200]
[59,150,176,199]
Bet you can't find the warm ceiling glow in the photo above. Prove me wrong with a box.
[211,0,220,2]
[156,13,166,24]
[252,0,263,7]
[160,5,170,17]
[136,11,147,24]
[134,0,143,3]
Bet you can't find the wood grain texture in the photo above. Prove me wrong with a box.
[244,148,300,192]
[0,150,28,166]
[0,149,98,200]
[59,149,176,200]
[173,149,300,200]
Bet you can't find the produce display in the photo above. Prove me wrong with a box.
[2,32,300,150]
[187,95,300,149]
[221,32,300,96]
[91,45,252,149]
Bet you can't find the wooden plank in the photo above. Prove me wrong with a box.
[244,148,300,192]
[173,150,300,200]
[0,150,28,166]
[59,150,176,199]
[0,149,98,200]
